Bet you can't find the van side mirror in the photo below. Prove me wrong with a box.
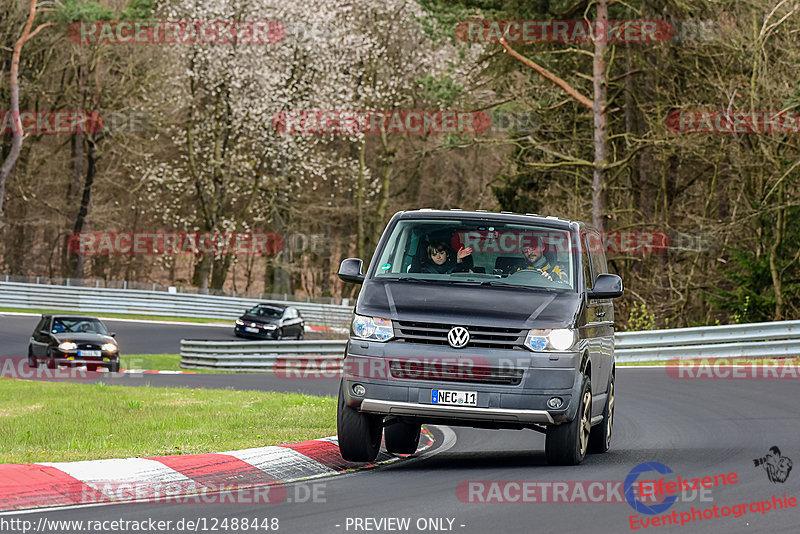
[588,273,623,299]
[338,258,366,284]
[110,332,116,338]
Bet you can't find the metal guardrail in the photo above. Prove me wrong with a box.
[615,320,800,362]
[181,320,800,371]
[0,273,349,305]
[0,281,353,330]
[180,340,348,372]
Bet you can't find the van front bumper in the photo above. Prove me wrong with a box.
[341,340,584,426]
[358,398,555,424]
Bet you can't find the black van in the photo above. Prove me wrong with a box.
[336,209,623,465]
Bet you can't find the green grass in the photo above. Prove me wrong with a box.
[0,379,336,464]
[0,306,227,324]
[122,354,243,374]
[124,353,324,374]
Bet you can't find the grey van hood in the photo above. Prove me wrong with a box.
[356,280,581,329]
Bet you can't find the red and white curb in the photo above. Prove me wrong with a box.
[0,430,434,512]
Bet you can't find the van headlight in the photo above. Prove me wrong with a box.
[235,319,244,326]
[524,328,576,352]
[101,343,118,353]
[58,342,77,351]
[352,314,394,342]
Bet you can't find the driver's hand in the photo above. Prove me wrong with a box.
[537,268,553,281]
[457,247,473,260]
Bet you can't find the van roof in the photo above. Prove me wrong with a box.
[396,209,578,229]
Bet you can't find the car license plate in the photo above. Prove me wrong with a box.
[245,327,259,333]
[79,350,101,357]
[431,389,477,406]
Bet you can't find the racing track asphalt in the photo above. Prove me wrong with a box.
[0,314,238,357]
[2,316,799,533]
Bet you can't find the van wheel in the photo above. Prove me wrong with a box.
[27,348,37,368]
[588,376,614,453]
[545,375,591,465]
[384,421,421,455]
[337,380,382,462]
[109,361,120,373]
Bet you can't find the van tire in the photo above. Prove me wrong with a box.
[545,375,591,465]
[588,375,614,453]
[384,421,421,455]
[337,380,382,462]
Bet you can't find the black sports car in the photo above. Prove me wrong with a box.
[234,304,305,340]
[28,314,120,372]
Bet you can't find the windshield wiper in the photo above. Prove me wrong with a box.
[479,281,563,291]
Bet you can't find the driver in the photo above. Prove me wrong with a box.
[518,239,568,283]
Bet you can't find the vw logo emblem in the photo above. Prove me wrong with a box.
[447,326,470,349]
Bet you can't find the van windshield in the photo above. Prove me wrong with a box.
[372,219,575,290]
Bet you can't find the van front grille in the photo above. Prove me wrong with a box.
[395,321,525,350]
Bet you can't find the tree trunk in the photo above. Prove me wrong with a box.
[769,182,785,320]
[372,131,396,246]
[356,140,367,260]
[0,0,52,239]
[591,0,609,231]
[69,135,97,279]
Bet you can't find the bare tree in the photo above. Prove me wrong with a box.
[0,0,54,238]
[499,0,609,231]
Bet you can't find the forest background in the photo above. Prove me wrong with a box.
[2,0,799,330]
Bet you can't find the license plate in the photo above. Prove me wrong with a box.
[79,350,101,357]
[431,389,477,406]
[245,327,259,333]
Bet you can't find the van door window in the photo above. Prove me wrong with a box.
[588,231,608,284]
[582,234,594,290]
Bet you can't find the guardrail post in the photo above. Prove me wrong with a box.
[123,280,127,289]
[66,278,70,286]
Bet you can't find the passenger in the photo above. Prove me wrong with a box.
[519,240,568,283]
[424,241,473,274]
